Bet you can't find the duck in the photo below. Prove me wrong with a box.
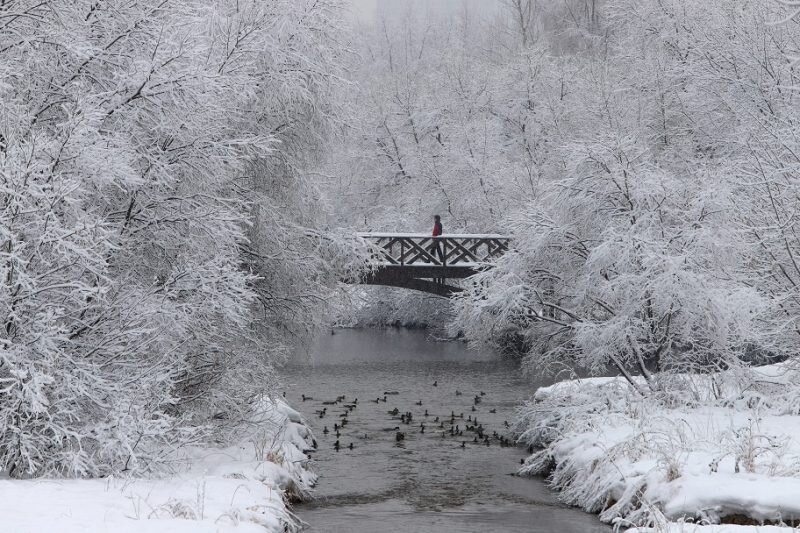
[333,423,339,431]
[388,408,400,416]
[424,410,429,417]
[474,396,481,405]
[461,441,466,449]
[433,416,439,423]
[334,440,340,451]
[415,400,423,406]
[381,396,388,402]
[433,380,438,387]
[480,391,486,396]
[302,394,312,401]
[395,432,405,442]
[385,391,399,395]
[455,390,462,396]
[471,406,476,412]
[489,408,497,414]
[336,430,341,438]
[504,421,510,428]
[420,425,425,434]
[372,398,381,403]
[322,426,329,435]
[348,443,354,450]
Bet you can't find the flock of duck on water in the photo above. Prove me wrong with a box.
[297,380,523,456]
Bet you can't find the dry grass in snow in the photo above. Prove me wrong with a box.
[517,361,800,531]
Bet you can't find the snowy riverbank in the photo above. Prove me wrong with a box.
[0,399,316,533]
[517,362,800,531]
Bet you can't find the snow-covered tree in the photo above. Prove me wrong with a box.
[0,0,360,477]
[452,0,800,387]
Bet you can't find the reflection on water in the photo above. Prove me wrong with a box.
[281,328,608,533]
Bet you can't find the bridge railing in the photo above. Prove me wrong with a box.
[357,233,511,267]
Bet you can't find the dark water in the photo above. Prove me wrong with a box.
[281,328,608,533]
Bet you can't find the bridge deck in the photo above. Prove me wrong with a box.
[353,233,511,297]
[358,232,509,239]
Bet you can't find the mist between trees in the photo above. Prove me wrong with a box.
[3,0,800,481]
[327,0,800,389]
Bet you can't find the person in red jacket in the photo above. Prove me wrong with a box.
[430,215,444,264]
[432,215,443,237]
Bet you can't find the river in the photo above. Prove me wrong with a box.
[281,328,609,533]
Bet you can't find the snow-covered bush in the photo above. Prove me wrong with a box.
[0,0,357,477]
[518,362,800,528]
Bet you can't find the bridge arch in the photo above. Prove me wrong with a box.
[353,233,510,297]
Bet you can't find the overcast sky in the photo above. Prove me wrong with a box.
[348,0,377,21]
[346,0,500,23]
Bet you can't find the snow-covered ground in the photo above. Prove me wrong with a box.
[0,400,316,533]
[517,362,800,531]
[628,526,798,533]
